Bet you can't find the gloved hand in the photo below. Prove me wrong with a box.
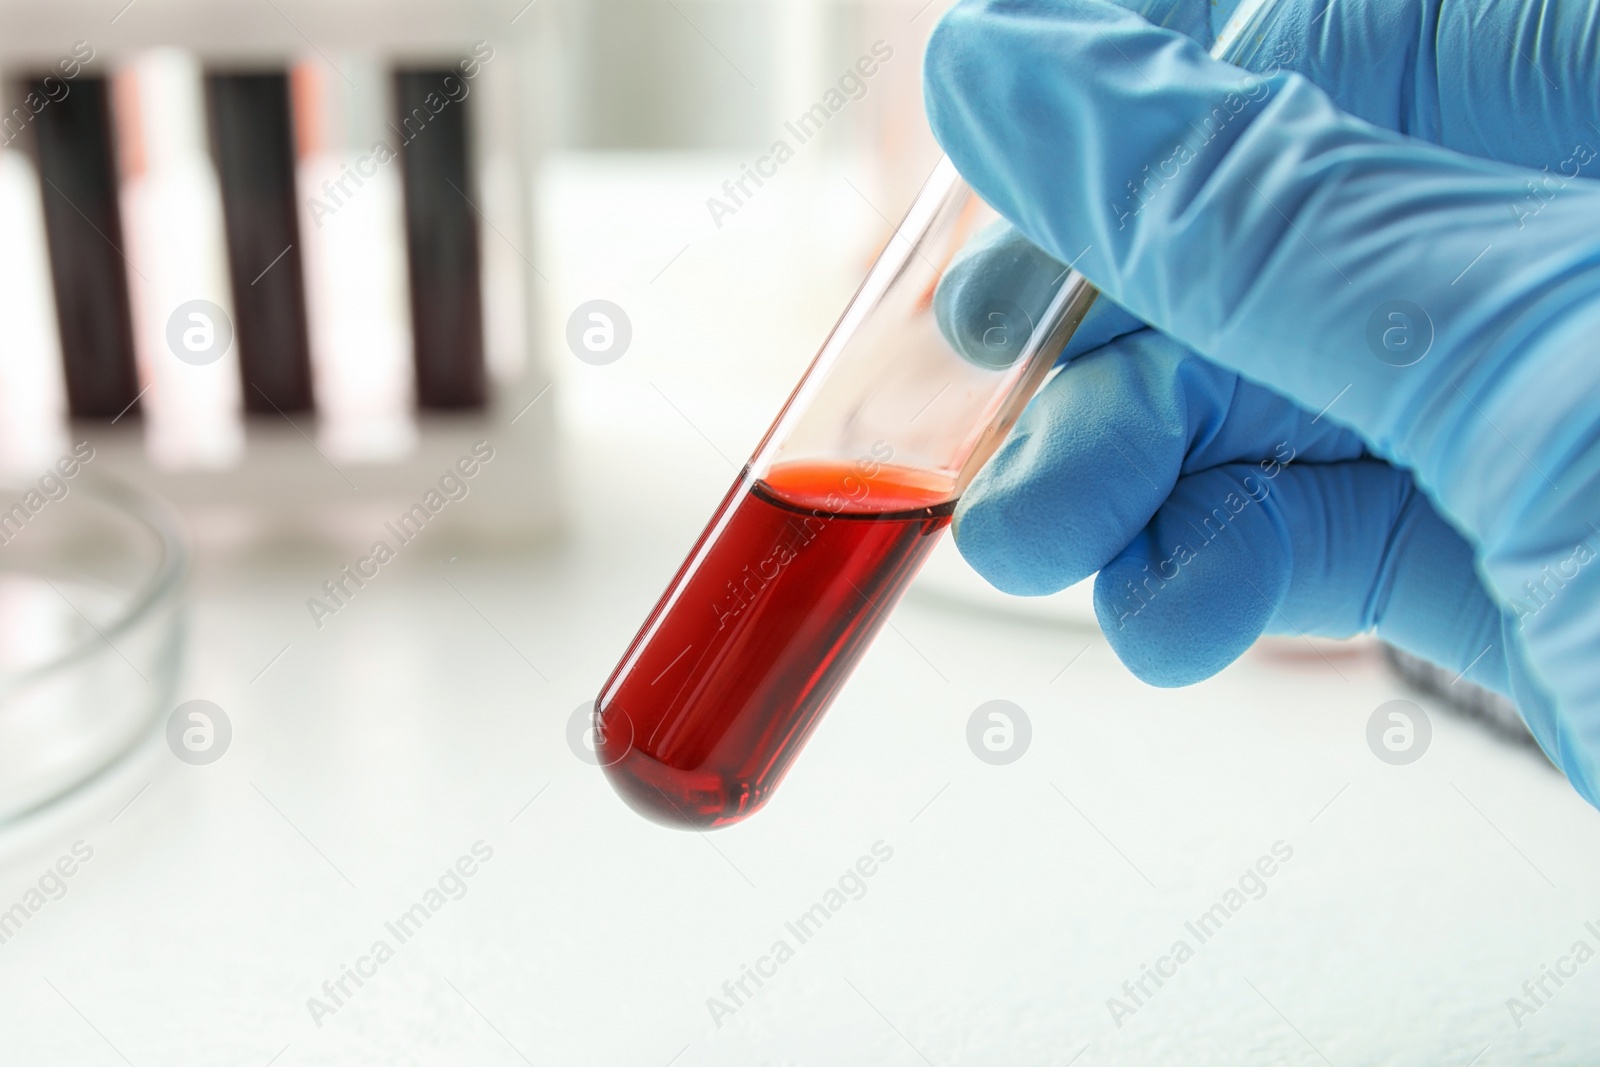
[923,0,1600,808]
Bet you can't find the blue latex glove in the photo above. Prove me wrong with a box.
[923,0,1600,808]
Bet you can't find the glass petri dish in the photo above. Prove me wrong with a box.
[0,476,186,824]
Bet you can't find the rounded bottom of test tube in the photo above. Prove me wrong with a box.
[596,719,759,830]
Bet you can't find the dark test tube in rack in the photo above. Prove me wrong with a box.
[394,67,485,410]
[26,75,141,420]
[207,71,314,413]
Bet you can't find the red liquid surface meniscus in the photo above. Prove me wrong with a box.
[594,458,956,829]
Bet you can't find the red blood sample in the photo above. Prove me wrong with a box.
[594,458,956,829]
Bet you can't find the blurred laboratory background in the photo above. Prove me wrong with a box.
[0,0,1595,1064]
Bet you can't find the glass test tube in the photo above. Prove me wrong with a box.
[594,0,1283,829]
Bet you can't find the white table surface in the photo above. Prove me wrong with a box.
[2,155,1598,1066]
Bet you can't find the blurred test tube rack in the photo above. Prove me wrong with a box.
[0,0,562,551]
[0,0,947,552]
